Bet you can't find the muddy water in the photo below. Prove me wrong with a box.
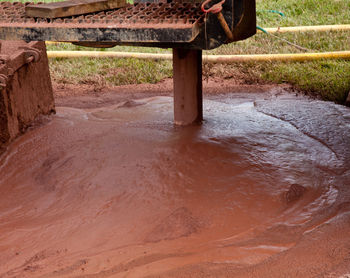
[0,93,350,278]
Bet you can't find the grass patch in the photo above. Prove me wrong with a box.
[49,57,172,87]
[207,30,350,54]
[205,59,350,103]
[256,0,350,27]
[261,60,350,102]
[202,29,350,103]
[204,0,350,103]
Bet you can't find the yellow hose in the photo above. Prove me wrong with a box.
[204,51,350,62]
[259,24,350,33]
[47,50,350,62]
[47,51,172,60]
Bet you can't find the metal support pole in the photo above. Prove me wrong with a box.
[173,48,203,126]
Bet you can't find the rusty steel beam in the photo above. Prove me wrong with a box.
[173,48,202,125]
[25,0,128,19]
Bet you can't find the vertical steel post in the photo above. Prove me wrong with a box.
[173,48,203,125]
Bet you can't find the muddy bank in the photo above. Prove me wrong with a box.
[0,84,349,278]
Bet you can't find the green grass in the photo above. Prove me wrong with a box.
[262,60,350,102]
[256,0,350,27]
[208,60,350,103]
[19,0,350,103]
[208,30,350,54]
[203,29,350,103]
[49,57,172,86]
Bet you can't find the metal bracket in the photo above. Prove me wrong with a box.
[7,47,41,75]
[19,46,41,63]
[0,46,42,90]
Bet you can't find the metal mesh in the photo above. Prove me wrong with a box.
[0,1,204,25]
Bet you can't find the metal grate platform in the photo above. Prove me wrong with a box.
[0,1,206,47]
[0,1,204,25]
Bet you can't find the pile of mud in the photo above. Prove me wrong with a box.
[0,90,349,277]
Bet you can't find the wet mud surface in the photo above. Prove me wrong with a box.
[0,83,350,277]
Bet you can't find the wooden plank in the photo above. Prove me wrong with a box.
[25,0,128,19]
